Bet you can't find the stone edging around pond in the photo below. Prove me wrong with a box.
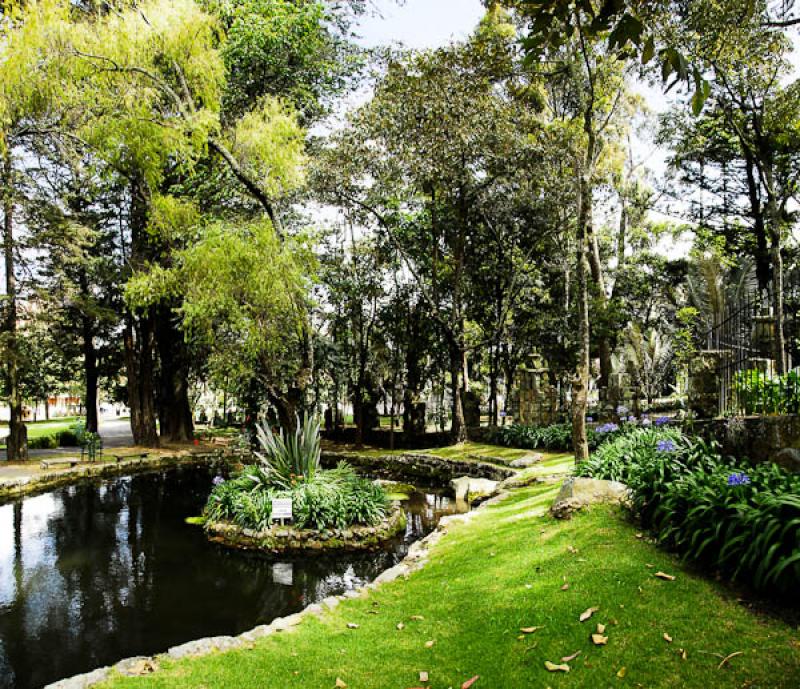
[205,505,408,554]
[43,476,521,689]
[0,451,246,504]
[321,450,515,483]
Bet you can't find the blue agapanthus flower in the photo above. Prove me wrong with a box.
[656,439,676,453]
[616,405,629,416]
[654,416,670,427]
[727,473,751,486]
[596,422,620,434]
[586,416,594,423]
[212,476,226,486]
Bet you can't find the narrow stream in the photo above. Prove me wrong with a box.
[0,466,464,689]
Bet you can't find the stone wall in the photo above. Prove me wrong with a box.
[692,415,800,469]
[516,366,558,426]
[205,506,407,554]
[321,451,514,483]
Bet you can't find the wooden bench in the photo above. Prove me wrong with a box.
[40,458,82,470]
[111,452,150,464]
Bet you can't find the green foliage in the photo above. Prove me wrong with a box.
[733,369,800,415]
[578,427,800,593]
[28,434,58,449]
[489,422,619,452]
[254,414,322,488]
[55,429,80,447]
[205,416,389,531]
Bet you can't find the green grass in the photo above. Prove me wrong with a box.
[99,481,800,689]
[0,418,80,449]
[328,441,536,465]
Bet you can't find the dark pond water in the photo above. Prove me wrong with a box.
[0,467,463,689]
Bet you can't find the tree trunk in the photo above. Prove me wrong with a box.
[155,307,194,443]
[572,118,594,464]
[2,152,27,461]
[764,167,786,375]
[587,216,612,391]
[489,343,499,426]
[82,315,99,434]
[449,344,466,443]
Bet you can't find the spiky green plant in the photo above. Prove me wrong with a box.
[254,415,322,488]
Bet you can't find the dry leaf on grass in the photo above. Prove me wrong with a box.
[520,626,543,634]
[346,623,359,629]
[561,583,570,591]
[335,679,347,688]
[579,607,599,622]
[717,651,743,669]
[654,571,676,581]
[544,661,570,673]
[397,622,405,630]
[462,675,480,688]
[596,624,606,634]
[410,615,425,621]
[561,650,581,662]
[616,667,627,678]
[567,545,578,554]
[663,633,673,643]
[420,670,430,682]
[591,634,608,646]
[425,639,435,648]
[679,648,688,660]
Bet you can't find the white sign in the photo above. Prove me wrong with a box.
[272,498,293,522]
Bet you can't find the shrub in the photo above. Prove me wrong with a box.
[205,416,389,531]
[578,427,800,594]
[29,434,58,449]
[56,430,80,447]
[489,422,625,452]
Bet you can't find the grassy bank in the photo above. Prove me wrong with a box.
[100,480,799,689]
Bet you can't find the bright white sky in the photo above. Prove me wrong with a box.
[355,0,486,49]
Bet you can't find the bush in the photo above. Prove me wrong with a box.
[56,429,80,447]
[578,427,800,594]
[29,434,59,449]
[205,416,389,531]
[489,422,625,452]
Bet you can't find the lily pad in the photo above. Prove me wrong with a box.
[184,516,207,526]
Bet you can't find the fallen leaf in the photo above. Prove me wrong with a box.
[567,545,578,554]
[425,640,435,648]
[397,622,405,630]
[462,675,480,689]
[717,651,743,669]
[520,626,543,634]
[591,634,608,646]
[679,648,688,660]
[525,584,533,589]
[544,661,570,673]
[335,679,347,688]
[663,633,673,643]
[410,615,425,621]
[635,532,644,539]
[561,650,581,662]
[645,564,655,569]
[616,666,627,678]
[420,671,430,682]
[561,583,570,591]
[346,623,359,629]
[596,624,606,634]
[654,571,676,581]
[579,607,599,622]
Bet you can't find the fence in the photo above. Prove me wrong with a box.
[702,273,800,417]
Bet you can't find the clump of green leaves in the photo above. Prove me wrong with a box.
[489,422,617,452]
[205,416,389,531]
[578,427,800,594]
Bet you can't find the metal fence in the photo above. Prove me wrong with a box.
[702,273,800,417]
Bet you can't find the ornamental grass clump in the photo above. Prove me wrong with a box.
[205,416,389,531]
[578,426,800,595]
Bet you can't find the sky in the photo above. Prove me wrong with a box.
[354,0,486,50]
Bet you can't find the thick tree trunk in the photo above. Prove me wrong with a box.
[489,343,499,426]
[155,308,194,443]
[2,152,27,461]
[125,177,159,447]
[449,344,467,444]
[587,218,612,391]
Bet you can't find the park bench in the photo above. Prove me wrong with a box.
[39,458,83,470]
[111,452,150,464]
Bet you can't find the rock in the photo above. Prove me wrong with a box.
[510,453,543,468]
[774,448,800,472]
[551,477,630,519]
[450,476,499,501]
[115,657,158,677]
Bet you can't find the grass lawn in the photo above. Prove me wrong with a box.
[0,417,79,448]
[324,441,536,465]
[99,481,800,689]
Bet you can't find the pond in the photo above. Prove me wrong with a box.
[0,466,465,689]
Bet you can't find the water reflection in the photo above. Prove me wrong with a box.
[0,468,463,689]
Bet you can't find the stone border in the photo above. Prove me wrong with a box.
[0,450,247,504]
[43,472,522,689]
[322,450,515,483]
[204,505,408,554]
